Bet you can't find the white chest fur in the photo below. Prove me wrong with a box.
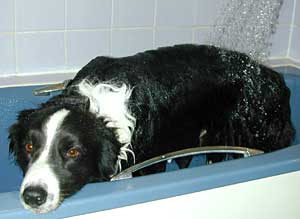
[77,79,136,170]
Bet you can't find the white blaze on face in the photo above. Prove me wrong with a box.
[20,109,69,213]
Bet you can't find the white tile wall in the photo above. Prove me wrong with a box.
[66,0,111,29]
[194,28,211,45]
[16,0,65,31]
[295,0,300,27]
[66,30,110,69]
[111,29,153,57]
[289,0,300,61]
[155,29,193,48]
[290,26,300,60]
[269,26,291,58]
[0,34,15,75]
[278,0,294,25]
[0,0,299,76]
[197,0,225,26]
[16,32,65,73]
[156,0,198,27]
[113,0,155,27]
[0,0,14,32]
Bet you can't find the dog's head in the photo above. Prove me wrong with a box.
[8,96,124,213]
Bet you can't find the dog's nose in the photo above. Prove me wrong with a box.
[23,186,48,207]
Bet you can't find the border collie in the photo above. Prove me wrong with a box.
[9,44,294,213]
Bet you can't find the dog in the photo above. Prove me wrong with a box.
[9,44,294,213]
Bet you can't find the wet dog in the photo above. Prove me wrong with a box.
[9,45,294,213]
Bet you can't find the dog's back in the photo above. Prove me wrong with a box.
[66,44,294,160]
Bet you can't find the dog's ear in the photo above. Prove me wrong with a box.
[8,109,35,168]
[8,123,20,158]
[96,136,122,181]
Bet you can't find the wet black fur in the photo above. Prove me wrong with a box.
[9,44,295,201]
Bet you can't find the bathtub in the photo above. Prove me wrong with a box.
[0,66,299,219]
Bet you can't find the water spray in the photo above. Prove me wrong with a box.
[206,0,283,62]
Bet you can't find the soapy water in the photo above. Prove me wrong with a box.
[206,0,283,62]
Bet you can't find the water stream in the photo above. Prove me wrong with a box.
[206,0,283,62]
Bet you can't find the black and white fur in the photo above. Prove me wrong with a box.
[9,45,295,213]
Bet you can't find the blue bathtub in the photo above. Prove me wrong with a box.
[0,66,299,219]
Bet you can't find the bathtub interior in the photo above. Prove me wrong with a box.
[0,66,299,194]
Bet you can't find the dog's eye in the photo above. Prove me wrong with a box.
[66,147,81,158]
[25,143,33,154]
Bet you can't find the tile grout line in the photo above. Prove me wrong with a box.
[152,0,158,48]
[192,29,196,44]
[110,0,114,56]
[286,0,297,59]
[64,0,68,70]
[13,0,19,75]
[192,0,199,43]
[0,25,238,36]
